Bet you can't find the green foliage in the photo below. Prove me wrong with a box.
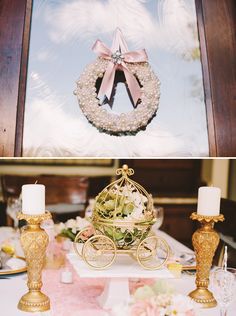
[95,191,135,220]
[60,228,76,241]
[93,188,153,248]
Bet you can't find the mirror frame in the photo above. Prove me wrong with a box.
[0,0,235,157]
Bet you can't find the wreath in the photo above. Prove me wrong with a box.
[74,28,160,135]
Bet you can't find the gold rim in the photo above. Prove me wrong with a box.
[17,211,52,224]
[82,235,116,270]
[190,212,224,223]
[136,235,170,270]
[0,256,27,275]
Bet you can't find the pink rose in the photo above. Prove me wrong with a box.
[130,279,155,294]
[80,225,95,241]
[130,300,160,316]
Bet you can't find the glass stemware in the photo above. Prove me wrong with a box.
[7,197,22,228]
[211,267,236,316]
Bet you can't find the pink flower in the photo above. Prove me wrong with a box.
[130,300,160,316]
[80,225,95,241]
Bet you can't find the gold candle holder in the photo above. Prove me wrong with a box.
[188,212,224,308]
[17,211,52,312]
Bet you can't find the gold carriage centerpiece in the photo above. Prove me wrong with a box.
[73,165,170,270]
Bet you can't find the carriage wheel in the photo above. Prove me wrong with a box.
[129,231,157,261]
[73,227,95,257]
[82,235,116,269]
[137,236,169,270]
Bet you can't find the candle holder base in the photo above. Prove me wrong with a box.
[189,288,217,308]
[18,291,50,312]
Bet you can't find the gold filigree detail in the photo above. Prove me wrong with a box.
[116,165,134,177]
[17,211,51,225]
[190,212,225,223]
[189,212,224,308]
[17,211,51,312]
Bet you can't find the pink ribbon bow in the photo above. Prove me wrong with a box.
[92,28,148,105]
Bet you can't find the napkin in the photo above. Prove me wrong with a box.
[5,258,26,270]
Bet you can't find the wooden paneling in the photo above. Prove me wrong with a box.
[195,0,217,156]
[217,198,236,241]
[14,0,32,156]
[120,159,203,196]
[1,175,89,204]
[160,204,197,249]
[88,176,112,198]
[0,0,28,156]
[0,201,7,226]
[197,0,236,156]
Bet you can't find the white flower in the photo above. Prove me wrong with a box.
[72,227,77,234]
[75,216,90,230]
[54,222,65,234]
[169,294,196,314]
[65,218,76,229]
[130,208,144,220]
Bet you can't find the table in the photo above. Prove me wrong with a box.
[0,229,235,316]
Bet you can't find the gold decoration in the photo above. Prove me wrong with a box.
[188,212,225,308]
[190,212,224,223]
[17,211,52,312]
[74,165,170,270]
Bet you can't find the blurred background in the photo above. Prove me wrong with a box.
[0,158,235,251]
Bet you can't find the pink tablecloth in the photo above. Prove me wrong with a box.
[42,258,153,316]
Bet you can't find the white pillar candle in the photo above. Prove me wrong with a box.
[22,184,45,215]
[197,186,221,216]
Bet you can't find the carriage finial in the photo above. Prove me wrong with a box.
[116,164,134,177]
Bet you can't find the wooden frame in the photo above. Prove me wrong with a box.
[0,0,235,157]
[0,0,32,157]
[195,0,236,156]
[0,158,114,166]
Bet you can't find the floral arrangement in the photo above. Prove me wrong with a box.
[130,294,196,316]
[91,166,155,249]
[54,216,92,241]
[112,281,197,316]
[94,184,150,222]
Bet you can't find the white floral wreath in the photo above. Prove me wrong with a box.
[74,29,160,134]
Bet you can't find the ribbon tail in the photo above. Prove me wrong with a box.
[98,62,116,102]
[123,67,142,105]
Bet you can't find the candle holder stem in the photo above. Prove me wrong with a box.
[17,211,52,312]
[189,212,224,308]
